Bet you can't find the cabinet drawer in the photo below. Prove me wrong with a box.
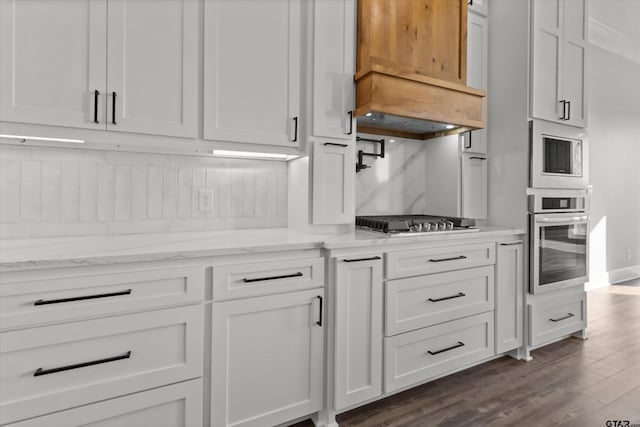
[528,290,586,347]
[5,379,203,427]
[385,266,494,336]
[0,265,204,330]
[386,242,495,279]
[0,305,203,425]
[384,312,494,393]
[212,257,324,301]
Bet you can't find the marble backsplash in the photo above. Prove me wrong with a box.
[355,133,460,217]
[0,144,287,239]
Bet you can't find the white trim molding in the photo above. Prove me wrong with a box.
[589,17,640,65]
[586,265,640,290]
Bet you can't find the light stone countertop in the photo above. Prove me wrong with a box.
[0,226,525,271]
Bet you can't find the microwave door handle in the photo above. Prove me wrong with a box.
[536,215,589,224]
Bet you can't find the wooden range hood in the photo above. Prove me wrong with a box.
[355,0,486,139]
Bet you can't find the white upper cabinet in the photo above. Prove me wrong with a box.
[463,9,488,155]
[0,0,106,130]
[312,0,356,140]
[468,0,488,16]
[106,0,197,137]
[460,153,488,220]
[204,0,302,147]
[312,141,355,224]
[531,0,587,127]
[0,0,197,137]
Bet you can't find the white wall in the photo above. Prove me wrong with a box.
[588,0,640,285]
[0,144,287,238]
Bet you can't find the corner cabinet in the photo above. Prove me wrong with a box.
[531,0,588,127]
[0,0,197,138]
[203,0,302,147]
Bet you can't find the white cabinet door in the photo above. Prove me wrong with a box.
[495,240,524,353]
[334,255,382,410]
[6,379,203,427]
[312,0,356,140]
[211,289,323,427]
[106,0,197,137]
[460,153,487,220]
[531,0,562,123]
[561,0,587,127]
[203,0,302,147]
[312,141,355,224]
[462,12,488,154]
[0,0,106,129]
[468,0,488,16]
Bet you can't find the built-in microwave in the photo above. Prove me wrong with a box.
[530,120,588,189]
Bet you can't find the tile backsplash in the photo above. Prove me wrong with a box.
[0,144,287,239]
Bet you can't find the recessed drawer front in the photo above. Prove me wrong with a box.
[0,305,203,425]
[385,266,494,336]
[212,257,324,301]
[0,265,204,330]
[4,379,203,427]
[386,242,495,279]
[384,312,494,393]
[528,290,586,347]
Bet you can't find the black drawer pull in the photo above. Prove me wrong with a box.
[500,240,523,246]
[316,295,323,326]
[93,90,100,124]
[428,255,467,263]
[243,272,303,283]
[427,341,465,356]
[428,292,466,303]
[324,142,348,147]
[111,91,117,124]
[34,289,132,306]
[549,313,575,322]
[34,351,132,377]
[469,156,486,160]
[344,256,382,263]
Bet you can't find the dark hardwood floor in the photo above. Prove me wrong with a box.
[294,282,640,427]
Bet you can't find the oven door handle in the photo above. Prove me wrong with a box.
[536,215,588,224]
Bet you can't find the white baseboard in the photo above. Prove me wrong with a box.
[586,265,640,290]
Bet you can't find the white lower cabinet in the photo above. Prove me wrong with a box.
[5,379,203,427]
[495,240,524,353]
[333,255,383,410]
[211,288,324,427]
[384,311,494,393]
[0,305,203,425]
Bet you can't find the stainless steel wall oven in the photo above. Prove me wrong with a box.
[529,189,589,294]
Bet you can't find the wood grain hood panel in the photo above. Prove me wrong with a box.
[355,0,486,140]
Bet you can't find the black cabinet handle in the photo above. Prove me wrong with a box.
[347,110,353,135]
[428,341,465,355]
[242,272,303,283]
[549,313,575,322]
[465,132,472,149]
[470,156,486,160]
[343,256,382,263]
[93,90,100,124]
[428,292,466,302]
[316,295,323,326]
[324,142,348,148]
[500,240,523,246]
[468,0,473,5]
[111,91,117,125]
[559,100,567,120]
[34,289,132,306]
[34,351,131,377]
[292,116,298,142]
[567,101,571,121]
[428,255,467,263]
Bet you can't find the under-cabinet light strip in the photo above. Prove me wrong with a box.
[0,134,85,144]
[212,149,299,161]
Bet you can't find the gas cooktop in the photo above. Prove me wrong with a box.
[356,215,477,235]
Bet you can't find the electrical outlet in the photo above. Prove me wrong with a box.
[199,189,214,212]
